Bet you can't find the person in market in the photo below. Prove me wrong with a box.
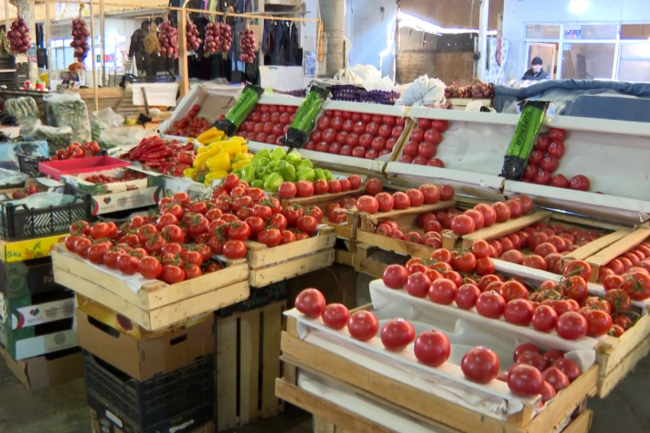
[128,20,154,77]
[522,57,551,81]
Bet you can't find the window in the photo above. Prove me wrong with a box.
[524,22,650,82]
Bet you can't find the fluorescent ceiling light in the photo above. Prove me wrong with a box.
[569,0,589,14]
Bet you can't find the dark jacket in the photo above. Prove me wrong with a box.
[522,68,551,81]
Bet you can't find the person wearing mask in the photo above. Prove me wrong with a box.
[522,57,551,81]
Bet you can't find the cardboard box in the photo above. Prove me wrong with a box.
[0,256,63,298]
[76,309,215,381]
[0,290,77,360]
[76,293,212,340]
[0,234,64,263]
[0,345,82,391]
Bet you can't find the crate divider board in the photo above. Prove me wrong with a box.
[584,228,650,283]
[243,226,336,287]
[442,210,552,249]
[216,300,286,431]
[51,244,250,331]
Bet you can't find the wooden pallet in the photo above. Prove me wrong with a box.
[278,313,599,433]
[51,244,249,331]
[280,189,365,241]
[244,227,336,287]
[355,200,456,260]
[216,300,286,431]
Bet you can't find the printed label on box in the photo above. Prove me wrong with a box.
[14,329,77,360]
[91,186,161,215]
[11,298,75,329]
[0,235,63,263]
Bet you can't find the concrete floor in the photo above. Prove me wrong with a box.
[1,352,649,433]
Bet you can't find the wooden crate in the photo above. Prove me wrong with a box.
[216,300,286,431]
[355,200,457,259]
[278,314,599,433]
[244,227,336,287]
[51,244,250,331]
[353,244,389,279]
[584,227,650,283]
[280,189,364,241]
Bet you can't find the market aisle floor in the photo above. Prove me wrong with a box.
[0,354,649,433]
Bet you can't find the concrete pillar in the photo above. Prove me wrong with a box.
[477,0,490,81]
[11,0,38,84]
[318,0,345,77]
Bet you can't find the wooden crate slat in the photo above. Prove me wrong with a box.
[596,313,650,376]
[246,232,336,268]
[562,229,631,262]
[597,335,650,398]
[358,200,457,232]
[587,228,650,268]
[356,230,430,259]
[458,210,552,248]
[353,255,387,279]
[562,410,592,433]
[239,309,261,424]
[216,314,239,431]
[249,249,335,287]
[261,302,284,418]
[334,249,355,266]
[282,189,364,207]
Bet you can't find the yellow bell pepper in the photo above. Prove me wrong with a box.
[229,136,246,145]
[197,127,221,144]
[206,153,231,172]
[197,146,212,154]
[204,170,228,185]
[234,152,254,162]
[231,160,251,170]
[203,133,224,145]
[183,168,197,179]
[241,144,248,153]
[193,149,217,168]
[220,140,242,156]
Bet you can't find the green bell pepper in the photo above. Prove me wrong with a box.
[271,147,286,161]
[269,159,282,171]
[278,161,297,182]
[194,168,210,184]
[323,170,332,181]
[314,169,326,181]
[251,179,264,189]
[242,165,257,183]
[253,156,270,168]
[286,150,303,165]
[263,173,284,192]
[297,168,315,182]
[251,149,271,165]
[296,159,313,171]
[232,169,243,179]
[256,164,269,178]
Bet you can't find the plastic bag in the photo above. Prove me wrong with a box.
[20,120,73,152]
[4,96,40,124]
[0,141,49,171]
[43,92,92,143]
[395,75,447,107]
[97,126,151,149]
[0,168,28,186]
[7,191,65,209]
[90,108,125,144]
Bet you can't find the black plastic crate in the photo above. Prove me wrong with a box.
[0,183,92,241]
[83,351,214,432]
[17,153,48,178]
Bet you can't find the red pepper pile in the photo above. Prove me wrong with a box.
[121,137,195,177]
[166,104,212,138]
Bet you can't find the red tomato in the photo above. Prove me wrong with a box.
[492,202,511,223]
[365,178,383,195]
[585,310,613,336]
[453,252,477,273]
[295,215,317,233]
[406,272,431,298]
[357,196,380,214]
[461,347,500,384]
[439,185,455,201]
[508,364,544,397]
[563,260,592,281]
[501,250,524,265]
[295,288,326,318]
[347,311,379,341]
[348,174,362,190]
[451,215,476,235]
[569,175,590,191]
[87,243,110,264]
[223,240,247,259]
[382,265,408,289]
[543,367,570,392]
[138,256,163,279]
[313,179,329,195]
[424,128,442,145]
[534,136,550,151]
[296,180,315,197]
[375,192,394,212]
[552,358,581,382]
[117,254,141,275]
[380,318,415,351]
[414,330,451,366]
[391,192,410,210]
[455,284,481,309]
[406,189,424,207]
[278,182,297,199]
[328,180,343,194]
[161,265,185,284]
[428,278,458,305]
[476,291,506,318]
[257,228,282,247]
[322,303,350,329]
[474,204,497,227]
[549,128,566,141]
[74,237,93,257]
[556,311,588,340]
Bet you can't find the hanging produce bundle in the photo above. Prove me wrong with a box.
[8,18,31,54]
[159,20,179,59]
[239,26,257,63]
[204,22,232,55]
[186,18,202,52]
[0,30,11,54]
[444,82,495,99]
[144,23,161,54]
[70,19,90,61]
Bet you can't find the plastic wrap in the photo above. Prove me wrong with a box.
[89,108,145,148]
[0,168,28,186]
[20,120,74,152]
[0,140,49,171]
[3,97,40,124]
[395,75,446,107]
[43,92,92,143]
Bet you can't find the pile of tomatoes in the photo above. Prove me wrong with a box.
[304,110,406,159]
[496,221,601,274]
[167,104,212,138]
[525,128,590,191]
[50,141,102,161]
[276,174,363,200]
[596,242,650,284]
[239,104,297,145]
[398,118,448,167]
[354,180,456,216]
[293,287,581,400]
[83,170,147,185]
[381,248,637,339]
[11,183,43,199]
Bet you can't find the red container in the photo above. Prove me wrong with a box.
[38,156,131,180]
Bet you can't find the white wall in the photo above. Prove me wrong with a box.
[49,18,140,40]
[502,0,650,80]
[345,0,397,78]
